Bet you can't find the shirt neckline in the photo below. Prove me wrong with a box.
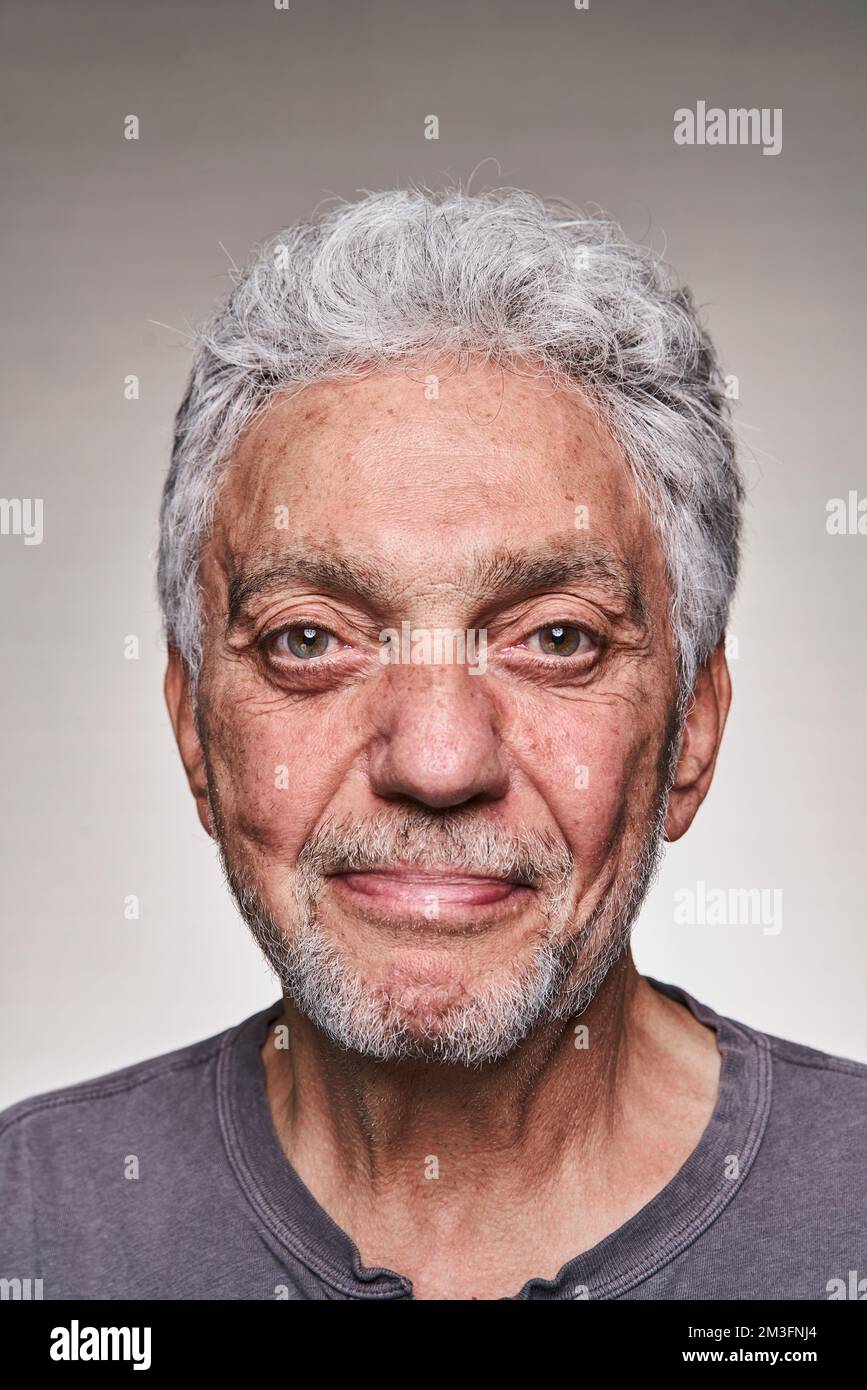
[217,976,772,1300]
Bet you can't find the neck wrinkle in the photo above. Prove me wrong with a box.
[262,950,638,1200]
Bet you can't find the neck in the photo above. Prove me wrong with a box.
[260,954,720,1297]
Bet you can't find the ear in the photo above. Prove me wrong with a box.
[664,639,732,843]
[164,647,215,838]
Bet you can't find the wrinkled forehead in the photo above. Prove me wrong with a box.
[203,366,667,609]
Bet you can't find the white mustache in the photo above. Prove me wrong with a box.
[295,811,574,893]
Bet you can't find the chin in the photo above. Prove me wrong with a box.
[311,939,573,1066]
[373,954,480,1034]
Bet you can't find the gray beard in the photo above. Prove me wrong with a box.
[215,788,671,1067]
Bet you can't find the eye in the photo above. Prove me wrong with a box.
[527,624,591,658]
[274,624,335,659]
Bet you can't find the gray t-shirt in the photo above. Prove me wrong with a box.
[1,977,865,1300]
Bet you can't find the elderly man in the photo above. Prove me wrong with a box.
[2,189,864,1302]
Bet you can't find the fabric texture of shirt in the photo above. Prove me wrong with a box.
[1,977,865,1300]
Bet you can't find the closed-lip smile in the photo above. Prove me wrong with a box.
[329,867,534,912]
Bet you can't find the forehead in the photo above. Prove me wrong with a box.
[207,361,661,592]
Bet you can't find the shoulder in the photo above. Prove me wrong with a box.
[719,1006,867,1195]
[650,975,867,1152]
[759,1027,867,1133]
[0,1017,243,1219]
[0,1004,279,1291]
[1,1025,226,1144]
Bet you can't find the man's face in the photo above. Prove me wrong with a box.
[184,360,682,1062]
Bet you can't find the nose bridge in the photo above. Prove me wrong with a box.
[367,660,509,809]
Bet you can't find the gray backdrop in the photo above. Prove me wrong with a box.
[2,0,865,1106]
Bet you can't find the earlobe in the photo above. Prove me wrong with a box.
[664,641,732,843]
[164,650,215,838]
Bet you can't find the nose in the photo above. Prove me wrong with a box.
[367,665,510,810]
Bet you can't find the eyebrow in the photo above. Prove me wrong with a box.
[227,553,402,628]
[471,547,646,623]
[225,542,646,630]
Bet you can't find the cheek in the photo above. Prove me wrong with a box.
[511,701,658,872]
[203,688,354,859]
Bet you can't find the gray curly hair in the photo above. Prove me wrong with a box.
[158,187,743,712]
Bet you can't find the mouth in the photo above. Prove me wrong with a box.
[327,866,535,920]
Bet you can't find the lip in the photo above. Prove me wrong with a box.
[328,868,534,919]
